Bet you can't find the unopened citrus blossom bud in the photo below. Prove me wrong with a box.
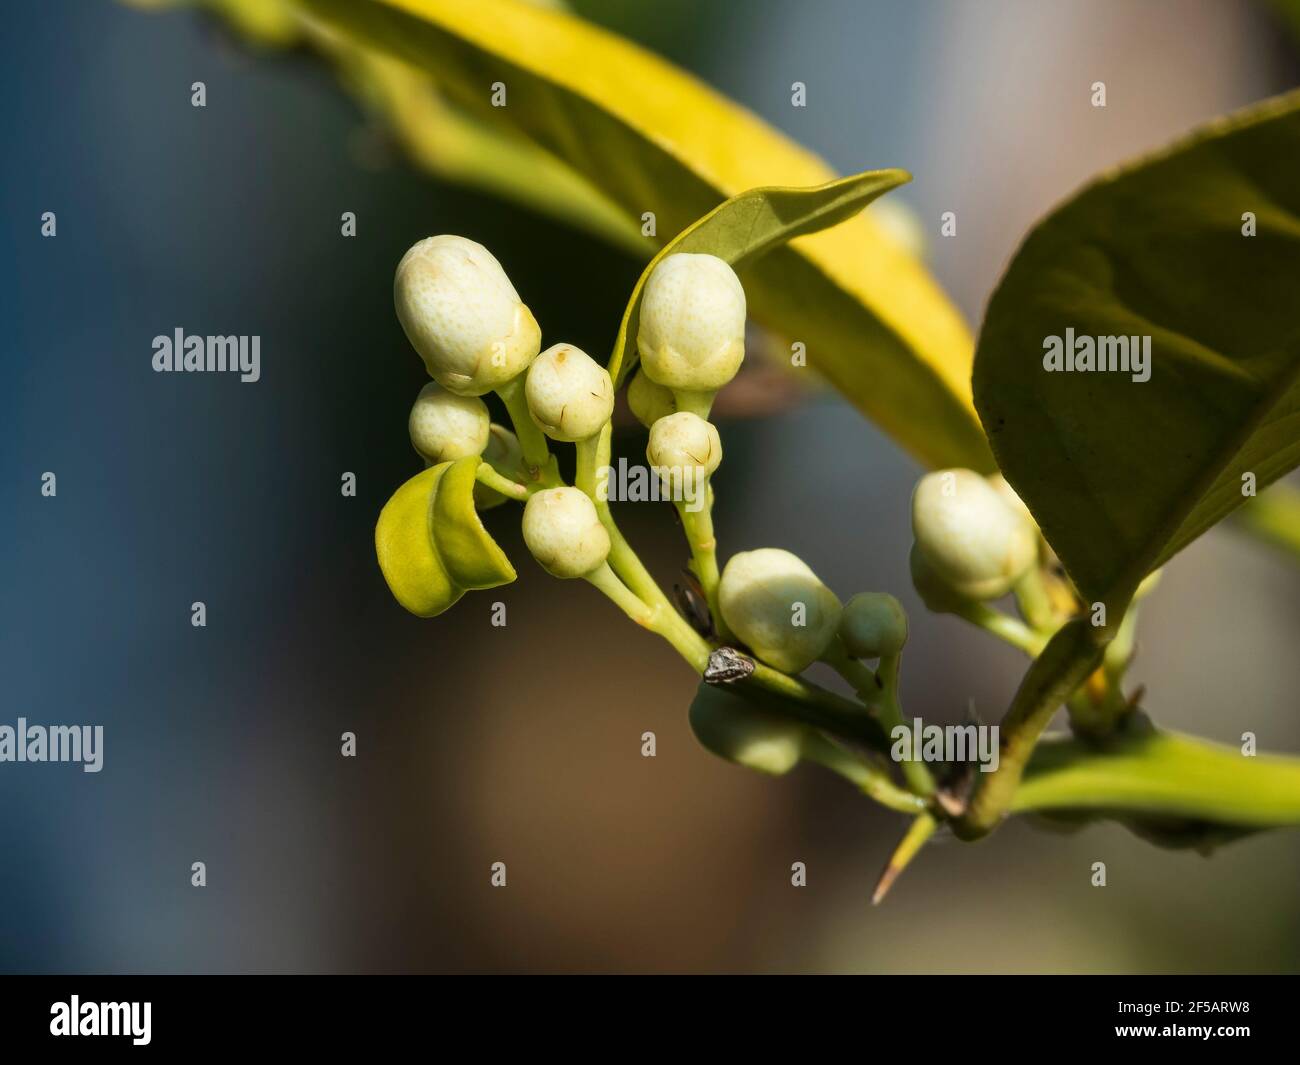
[637,253,746,393]
[909,543,965,614]
[627,368,676,428]
[408,382,490,464]
[840,592,908,659]
[988,471,1059,567]
[524,343,614,442]
[911,469,1037,601]
[473,423,525,510]
[394,235,541,396]
[718,548,842,674]
[646,411,721,479]
[688,684,806,775]
[987,472,1035,531]
[522,487,611,579]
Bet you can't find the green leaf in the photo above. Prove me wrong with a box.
[299,0,993,470]
[376,456,516,617]
[607,170,909,386]
[1015,729,1300,832]
[974,90,1300,607]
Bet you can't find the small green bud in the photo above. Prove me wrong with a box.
[524,343,614,442]
[911,469,1037,601]
[646,411,721,479]
[522,487,611,579]
[718,548,842,674]
[839,591,908,659]
[473,423,525,510]
[408,382,490,464]
[688,684,807,775]
[627,368,676,428]
[637,253,746,393]
[394,235,541,396]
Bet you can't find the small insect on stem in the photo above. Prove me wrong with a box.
[674,569,715,638]
[703,647,756,685]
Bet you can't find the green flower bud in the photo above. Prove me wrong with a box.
[646,411,721,479]
[394,235,541,396]
[524,343,614,442]
[718,548,842,674]
[911,469,1037,601]
[840,591,908,659]
[627,368,676,428]
[688,683,806,776]
[522,487,611,579]
[408,382,490,464]
[637,253,746,393]
[473,423,525,511]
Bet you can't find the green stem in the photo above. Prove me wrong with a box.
[585,562,657,628]
[1013,565,1056,632]
[954,615,1113,839]
[741,661,892,753]
[956,601,1049,657]
[821,641,932,794]
[574,434,601,499]
[876,653,937,797]
[474,462,529,501]
[671,388,715,419]
[1015,728,1300,828]
[496,375,556,481]
[584,423,668,608]
[801,732,928,815]
[674,490,729,639]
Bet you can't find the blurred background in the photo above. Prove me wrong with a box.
[3,0,1299,973]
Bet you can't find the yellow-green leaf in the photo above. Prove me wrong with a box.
[432,456,516,588]
[974,90,1300,607]
[299,0,992,470]
[608,170,909,386]
[375,457,515,617]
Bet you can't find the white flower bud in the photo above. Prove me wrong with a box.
[408,382,490,464]
[911,469,1037,601]
[988,471,1060,567]
[688,684,806,776]
[840,592,908,659]
[909,543,966,614]
[987,473,1035,530]
[637,253,746,392]
[524,343,614,442]
[627,368,676,428]
[394,235,541,396]
[473,423,525,510]
[646,412,721,479]
[522,487,611,579]
[718,548,842,674]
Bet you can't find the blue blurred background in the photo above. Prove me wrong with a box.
[3,0,1299,972]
